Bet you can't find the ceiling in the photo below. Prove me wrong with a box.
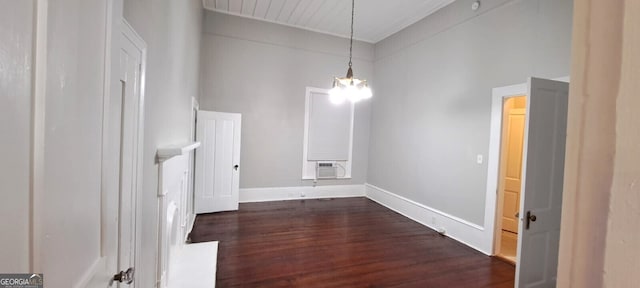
[202,0,456,43]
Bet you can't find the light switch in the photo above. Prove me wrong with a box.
[477,154,483,164]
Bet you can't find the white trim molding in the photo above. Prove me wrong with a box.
[483,82,528,256]
[365,184,492,255]
[30,0,48,272]
[157,142,201,162]
[240,185,365,203]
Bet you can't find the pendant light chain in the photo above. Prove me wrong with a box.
[348,0,354,68]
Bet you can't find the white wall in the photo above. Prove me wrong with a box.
[0,0,33,273]
[39,1,107,286]
[367,0,573,226]
[199,11,374,189]
[0,0,204,285]
[123,0,203,286]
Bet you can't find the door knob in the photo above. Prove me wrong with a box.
[525,211,537,230]
[233,164,239,171]
[111,267,135,285]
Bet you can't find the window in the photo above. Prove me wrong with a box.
[302,87,353,179]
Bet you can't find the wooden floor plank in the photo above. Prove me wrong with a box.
[190,197,515,287]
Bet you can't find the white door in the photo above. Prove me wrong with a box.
[195,111,242,214]
[515,78,569,287]
[92,21,145,287]
[114,25,144,287]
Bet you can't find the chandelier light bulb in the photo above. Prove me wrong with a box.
[329,86,346,104]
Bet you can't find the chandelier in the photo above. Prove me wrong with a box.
[329,0,372,104]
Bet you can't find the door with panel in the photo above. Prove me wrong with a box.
[92,20,146,287]
[496,97,526,262]
[195,111,242,214]
[515,78,569,288]
[501,101,526,235]
[113,24,144,287]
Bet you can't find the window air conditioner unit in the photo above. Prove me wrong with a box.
[316,162,337,179]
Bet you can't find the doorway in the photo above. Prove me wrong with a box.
[485,77,570,287]
[495,96,526,264]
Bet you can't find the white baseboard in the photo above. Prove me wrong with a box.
[365,183,492,255]
[240,184,365,203]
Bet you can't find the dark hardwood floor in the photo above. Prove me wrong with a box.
[190,197,515,287]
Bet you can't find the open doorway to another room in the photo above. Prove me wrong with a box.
[486,77,570,286]
[494,95,526,264]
